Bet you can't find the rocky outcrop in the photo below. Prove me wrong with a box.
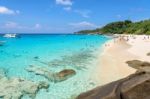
[147,52,150,56]
[77,60,150,99]
[77,71,150,99]
[126,60,150,72]
[26,65,76,82]
[0,69,49,99]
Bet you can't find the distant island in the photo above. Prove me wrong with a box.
[76,19,150,35]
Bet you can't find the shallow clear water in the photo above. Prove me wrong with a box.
[0,34,110,99]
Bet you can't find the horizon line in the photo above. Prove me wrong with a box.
[0,33,75,34]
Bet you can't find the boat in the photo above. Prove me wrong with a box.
[3,34,17,38]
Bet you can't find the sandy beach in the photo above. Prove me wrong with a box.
[95,35,150,85]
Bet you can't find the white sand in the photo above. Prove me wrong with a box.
[127,35,150,61]
[94,35,150,85]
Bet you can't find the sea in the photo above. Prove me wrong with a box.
[0,34,110,99]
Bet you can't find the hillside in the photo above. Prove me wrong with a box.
[76,19,150,34]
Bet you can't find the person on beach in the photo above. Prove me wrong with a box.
[126,36,129,41]
[143,36,146,40]
[147,35,149,39]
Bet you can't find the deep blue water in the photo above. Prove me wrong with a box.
[0,34,110,99]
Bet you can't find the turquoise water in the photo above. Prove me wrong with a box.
[0,34,110,99]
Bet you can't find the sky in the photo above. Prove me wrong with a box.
[0,0,150,33]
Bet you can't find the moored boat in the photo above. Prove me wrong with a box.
[3,34,17,38]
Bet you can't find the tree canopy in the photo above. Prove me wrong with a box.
[76,19,150,35]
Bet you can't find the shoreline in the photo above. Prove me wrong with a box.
[94,34,150,85]
[77,34,150,99]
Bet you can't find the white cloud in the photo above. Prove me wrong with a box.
[64,7,72,11]
[74,10,91,18]
[56,0,72,6]
[0,6,19,15]
[70,21,97,29]
[34,24,42,29]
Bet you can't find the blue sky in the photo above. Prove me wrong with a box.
[0,0,150,33]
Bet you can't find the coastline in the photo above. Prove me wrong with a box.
[77,34,150,99]
[94,35,150,85]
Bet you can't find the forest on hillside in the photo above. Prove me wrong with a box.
[76,19,150,35]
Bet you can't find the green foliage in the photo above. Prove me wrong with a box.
[76,19,150,34]
[75,28,101,34]
[100,20,132,34]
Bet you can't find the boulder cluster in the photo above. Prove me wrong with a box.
[0,56,77,99]
[26,65,76,83]
[77,71,150,99]
[0,69,49,99]
[77,60,150,99]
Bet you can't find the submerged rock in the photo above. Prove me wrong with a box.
[34,56,39,60]
[77,71,150,99]
[0,69,6,79]
[0,41,5,46]
[26,65,52,76]
[35,50,93,70]
[26,65,76,82]
[0,69,49,99]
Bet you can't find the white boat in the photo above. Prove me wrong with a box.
[3,34,17,38]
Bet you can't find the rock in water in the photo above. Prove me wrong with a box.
[54,69,76,82]
[77,71,150,99]
[34,56,39,60]
[26,65,76,82]
[0,41,6,46]
[0,69,6,79]
[0,68,49,99]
